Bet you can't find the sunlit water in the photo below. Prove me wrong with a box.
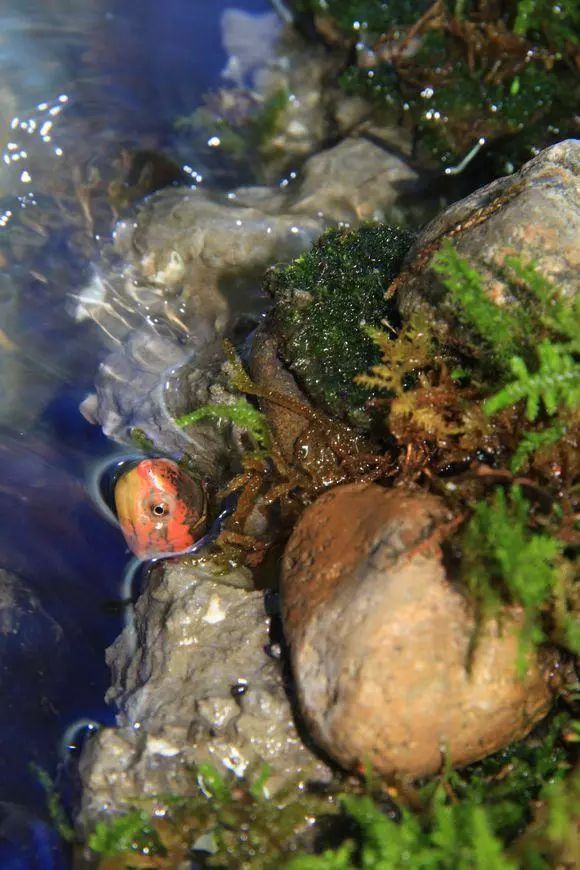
[0,1,271,866]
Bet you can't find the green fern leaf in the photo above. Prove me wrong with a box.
[510,422,565,472]
[175,398,271,450]
[484,342,580,420]
[431,240,519,365]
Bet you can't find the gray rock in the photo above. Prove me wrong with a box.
[396,139,580,349]
[77,559,331,829]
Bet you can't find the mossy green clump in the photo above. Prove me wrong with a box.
[296,0,579,172]
[81,714,577,868]
[358,245,578,661]
[264,223,414,426]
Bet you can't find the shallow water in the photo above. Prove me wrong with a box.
[0,1,271,865]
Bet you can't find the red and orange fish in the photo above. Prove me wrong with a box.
[114,458,207,559]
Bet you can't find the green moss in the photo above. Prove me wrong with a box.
[286,714,574,868]
[86,763,338,867]
[88,809,164,858]
[458,486,576,670]
[431,243,580,422]
[79,715,577,867]
[176,398,272,451]
[303,0,579,171]
[509,422,565,472]
[265,224,414,425]
[513,0,580,47]
[431,240,523,369]
[484,342,580,420]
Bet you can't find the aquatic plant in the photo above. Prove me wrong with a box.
[265,224,414,425]
[86,762,338,867]
[175,86,290,182]
[176,398,272,452]
[294,0,579,171]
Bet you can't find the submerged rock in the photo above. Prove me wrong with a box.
[0,569,65,705]
[82,136,418,457]
[77,559,331,829]
[281,483,561,779]
[395,139,580,356]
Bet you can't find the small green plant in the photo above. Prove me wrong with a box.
[431,242,579,469]
[176,397,272,451]
[431,241,522,368]
[484,342,580,420]
[31,765,75,843]
[86,763,339,867]
[509,421,566,472]
[88,809,164,858]
[458,486,573,671]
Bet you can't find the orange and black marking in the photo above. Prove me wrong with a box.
[114,458,208,559]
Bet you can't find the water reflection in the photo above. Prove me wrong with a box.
[0,0,271,862]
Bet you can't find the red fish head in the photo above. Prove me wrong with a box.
[114,458,207,559]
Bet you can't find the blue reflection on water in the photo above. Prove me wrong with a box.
[0,0,272,865]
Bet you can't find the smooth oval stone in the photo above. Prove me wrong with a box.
[281,483,561,779]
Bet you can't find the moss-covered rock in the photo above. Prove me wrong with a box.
[264,224,414,426]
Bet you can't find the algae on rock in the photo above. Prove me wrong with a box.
[264,224,414,426]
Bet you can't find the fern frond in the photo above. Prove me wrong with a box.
[355,313,434,396]
[460,486,563,674]
[484,342,580,420]
[431,240,519,364]
[175,398,271,450]
[510,422,565,472]
[503,255,580,345]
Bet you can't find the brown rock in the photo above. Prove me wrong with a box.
[249,328,311,465]
[249,326,368,486]
[281,483,560,779]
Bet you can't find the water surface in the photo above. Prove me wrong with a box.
[0,1,271,865]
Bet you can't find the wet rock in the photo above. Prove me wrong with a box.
[77,559,331,829]
[249,329,312,466]
[111,135,417,334]
[281,483,560,779]
[249,327,365,494]
[83,136,418,455]
[286,136,417,225]
[396,140,580,352]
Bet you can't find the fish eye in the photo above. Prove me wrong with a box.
[150,502,169,517]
